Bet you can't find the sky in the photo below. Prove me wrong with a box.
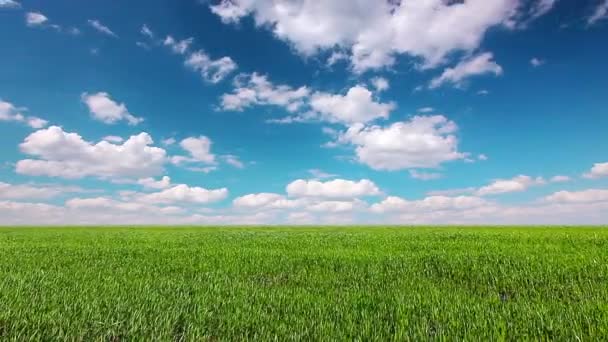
[1,0,607,225]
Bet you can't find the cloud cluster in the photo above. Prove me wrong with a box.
[0,99,48,128]
[210,0,526,72]
[286,179,381,199]
[583,162,608,179]
[334,115,466,170]
[220,73,309,112]
[162,35,238,83]
[16,126,167,179]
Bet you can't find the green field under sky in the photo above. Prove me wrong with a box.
[1,227,607,340]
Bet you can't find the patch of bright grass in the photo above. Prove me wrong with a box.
[1,227,607,340]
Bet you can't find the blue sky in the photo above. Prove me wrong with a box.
[1,0,607,225]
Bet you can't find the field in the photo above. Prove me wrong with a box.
[1,227,607,340]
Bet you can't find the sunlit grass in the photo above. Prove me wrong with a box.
[1,226,607,340]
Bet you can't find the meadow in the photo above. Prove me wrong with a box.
[1,227,607,340]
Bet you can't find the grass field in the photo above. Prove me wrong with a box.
[1,227,607,340]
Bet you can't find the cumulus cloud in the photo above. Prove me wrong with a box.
[306,199,365,213]
[544,189,608,204]
[210,0,521,72]
[286,179,381,199]
[0,99,48,128]
[370,77,389,92]
[588,0,608,25]
[221,74,393,125]
[429,52,503,89]
[137,176,171,190]
[371,195,489,214]
[81,92,143,125]
[173,136,216,165]
[185,50,238,83]
[550,175,570,183]
[233,193,301,210]
[334,115,466,170]
[583,162,608,179]
[0,182,85,200]
[136,184,228,204]
[309,85,395,124]
[475,175,545,196]
[87,19,117,37]
[220,73,309,111]
[102,135,124,143]
[16,126,167,180]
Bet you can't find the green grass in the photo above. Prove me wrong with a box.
[1,227,608,340]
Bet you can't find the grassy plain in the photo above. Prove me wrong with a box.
[1,226,607,340]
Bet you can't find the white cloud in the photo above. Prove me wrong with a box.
[429,52,503,89]
[233,193,301,210]
[175,136,216,164]
[222,154,244,168]
[427,187,477,197]
[306,199,365,213]
[477,89,490,95]
[286,179,381,199]
[210,0,520,72]
[0,0,20,8]
[16,126,167,180]
[141,24,154,38]
[544,189,608,204]
[478,154,488,161]
[25,12,48,27]
[476,175,545,196]
[0,99,48,128]
[335,115,465,170]
[583,162,608,179]
[529,0,557,20]
[370,77,389,92]
[81,92,143,125]
[137,176,171,190]
[186,166,218,174]
[310,85,395,124]
[588,0,608,25]
[220,73,309,111]
[102,135,124,143]
[0,182,84,200]
[308,169,337,180]
[530,57,545,67]
[371,195,489,214]
[184,50,238,83]
[164,36,194,55]
[87,19,117,37]
[136,184,228,204]
[550,175,570,183]
[326,51,348,67]
[409,170,442,181]
[25,117,48,129]
[162,137,176,146]
[136,41,150,50]
[417,107,434,113]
